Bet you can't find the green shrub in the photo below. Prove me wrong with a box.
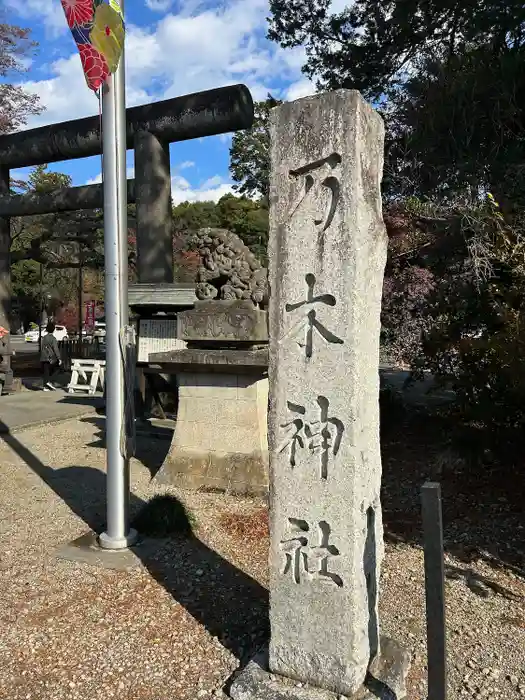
[411,201,525,458]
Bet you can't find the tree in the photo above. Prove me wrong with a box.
[10,258,40,329]
[229,95,282,200]
[10,166,104,271]
[172,200,221,235]
[216,194,269,263]
[0,23,43,339]
[173,250,201,283]
[267,4,525,452]
[384,46,525,205]
[268,1,525,203]
[26,164,71,193]
[411,198,525,459]
[171,200,222,281]
[9,166,105,327]
[172,195,269,266]
[267,0,525,99]
[0,23,42,133]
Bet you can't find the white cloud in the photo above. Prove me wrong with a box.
[13,0,320,191]
[85,166,135,186]
[171,174,233,204]
[275,46,308,73]
[200,175,224,189]
[21,54,101,129]
[4,0,66,35]
[126,0,271,99]
[84,165,230,204]
[179,161,195,169]
[19,0,311,130]
[331,0,354,12]
[285,78,316,101]
[20,51,151,129]
[145,0,173,10]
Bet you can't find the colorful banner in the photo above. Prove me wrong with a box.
[60,0,125,91]
[85,300,96,330]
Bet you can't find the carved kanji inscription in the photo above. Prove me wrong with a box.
[289,153,341,232]
[278,395,344,479]
[280,518,343,587]
[282,273,343,359]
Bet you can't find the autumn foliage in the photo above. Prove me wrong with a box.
[0,23,41,133]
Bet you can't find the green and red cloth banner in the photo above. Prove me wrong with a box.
[60,0,125,91]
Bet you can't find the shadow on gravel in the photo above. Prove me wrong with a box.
[445,564,523,600]
[80,415,172,479]
[56,394,105,408]
[0,418,123,533]
[142,530,269,662]
[0,418,269,662]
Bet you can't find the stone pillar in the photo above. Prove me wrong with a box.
[231,91,409,699]
[134,130,174,284]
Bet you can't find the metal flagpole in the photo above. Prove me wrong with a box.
[115,0,129,329]
[115,0,134,543]
[99,0,137,550]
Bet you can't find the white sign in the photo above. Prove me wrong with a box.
[137,319,185,362]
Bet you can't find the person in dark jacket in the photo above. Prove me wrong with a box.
[0,354,5,396]
[41,322,62,391]
[0,325,7,395]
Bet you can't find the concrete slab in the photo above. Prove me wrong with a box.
[0,391,104,433]
[56,531,169,571]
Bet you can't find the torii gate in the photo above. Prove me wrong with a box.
[0,82,254,548]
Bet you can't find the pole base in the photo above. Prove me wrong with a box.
[98,528,139,550]
[57,530,167,571]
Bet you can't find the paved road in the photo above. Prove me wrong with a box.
[10,336,39,355]
[380,367,455,407]
[0,390,104,433]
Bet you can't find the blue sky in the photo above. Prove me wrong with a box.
[4,0,325,202]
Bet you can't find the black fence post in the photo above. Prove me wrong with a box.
[421,481,447,700]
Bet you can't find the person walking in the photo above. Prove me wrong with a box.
[0,326,8,395]
[41,322,62,391]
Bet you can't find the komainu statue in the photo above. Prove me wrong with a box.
[188,228,268,308]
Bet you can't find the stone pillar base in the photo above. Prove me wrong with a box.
[154,371,269,496]
[229,637,410,700]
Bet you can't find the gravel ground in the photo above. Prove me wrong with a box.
[0,416,523,700]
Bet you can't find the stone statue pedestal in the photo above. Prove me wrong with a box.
[150,300,269,495]
[178,300,268,344]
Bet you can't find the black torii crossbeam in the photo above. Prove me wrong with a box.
[0,84,253,168]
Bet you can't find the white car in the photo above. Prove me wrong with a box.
[25,325,69,343]
[93,322,106,338]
